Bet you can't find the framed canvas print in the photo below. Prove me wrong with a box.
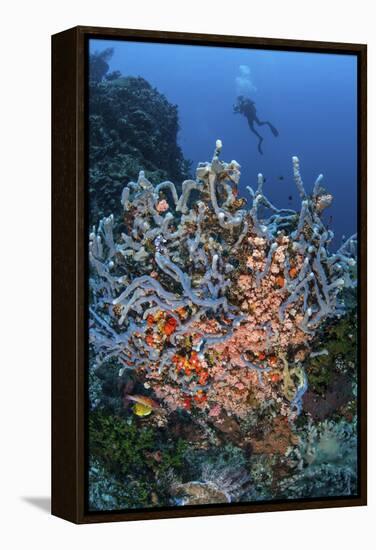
[52,26,367,524]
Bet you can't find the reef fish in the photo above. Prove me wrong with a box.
[127,394,160,409]
[133,402,153,417]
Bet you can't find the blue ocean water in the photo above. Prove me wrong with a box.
[90,39,357,249]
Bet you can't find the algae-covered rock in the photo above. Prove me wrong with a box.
[171,481,230,505]
[304,313,357,411]
[89,51,191,223]
[171,463,251,505]
[278,417,358,498]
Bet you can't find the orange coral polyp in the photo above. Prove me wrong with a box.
[176,307,187,318]
[199,371,209,385]
[145,334,154,347]
[164,316,178,336]
[184,365,192,376]
[183,397,192,410]
[194,390,207,404]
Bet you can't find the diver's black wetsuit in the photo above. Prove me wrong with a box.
[234,95,279,154]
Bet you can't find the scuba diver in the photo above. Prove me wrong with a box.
[233,95,279,155]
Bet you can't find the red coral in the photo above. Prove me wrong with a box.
[164,316,178,336]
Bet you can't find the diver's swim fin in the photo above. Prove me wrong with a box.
[270,124,279,137]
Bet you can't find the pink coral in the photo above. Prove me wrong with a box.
[137,233,311,419]
[209,404,222,417]
[215,236,309,372]
[156,199,169,213]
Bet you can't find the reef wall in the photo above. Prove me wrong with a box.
[88,51,191,224]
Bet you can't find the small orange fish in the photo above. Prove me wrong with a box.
[276,276,285,288]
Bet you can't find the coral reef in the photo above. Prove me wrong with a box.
[279,417,358,498]
[89,141,356,415]
[171,464,251,505]
[88,140,358,510]
[88,50,191,223]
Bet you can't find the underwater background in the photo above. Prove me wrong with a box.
[87,39,358,512]
[89,39,357,249]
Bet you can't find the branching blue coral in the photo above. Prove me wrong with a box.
[89,140,357,414]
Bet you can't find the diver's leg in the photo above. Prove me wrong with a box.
[248,121,264,154]
[255,117,279,137]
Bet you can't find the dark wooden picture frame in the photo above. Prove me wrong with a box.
[52,26,367,524]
